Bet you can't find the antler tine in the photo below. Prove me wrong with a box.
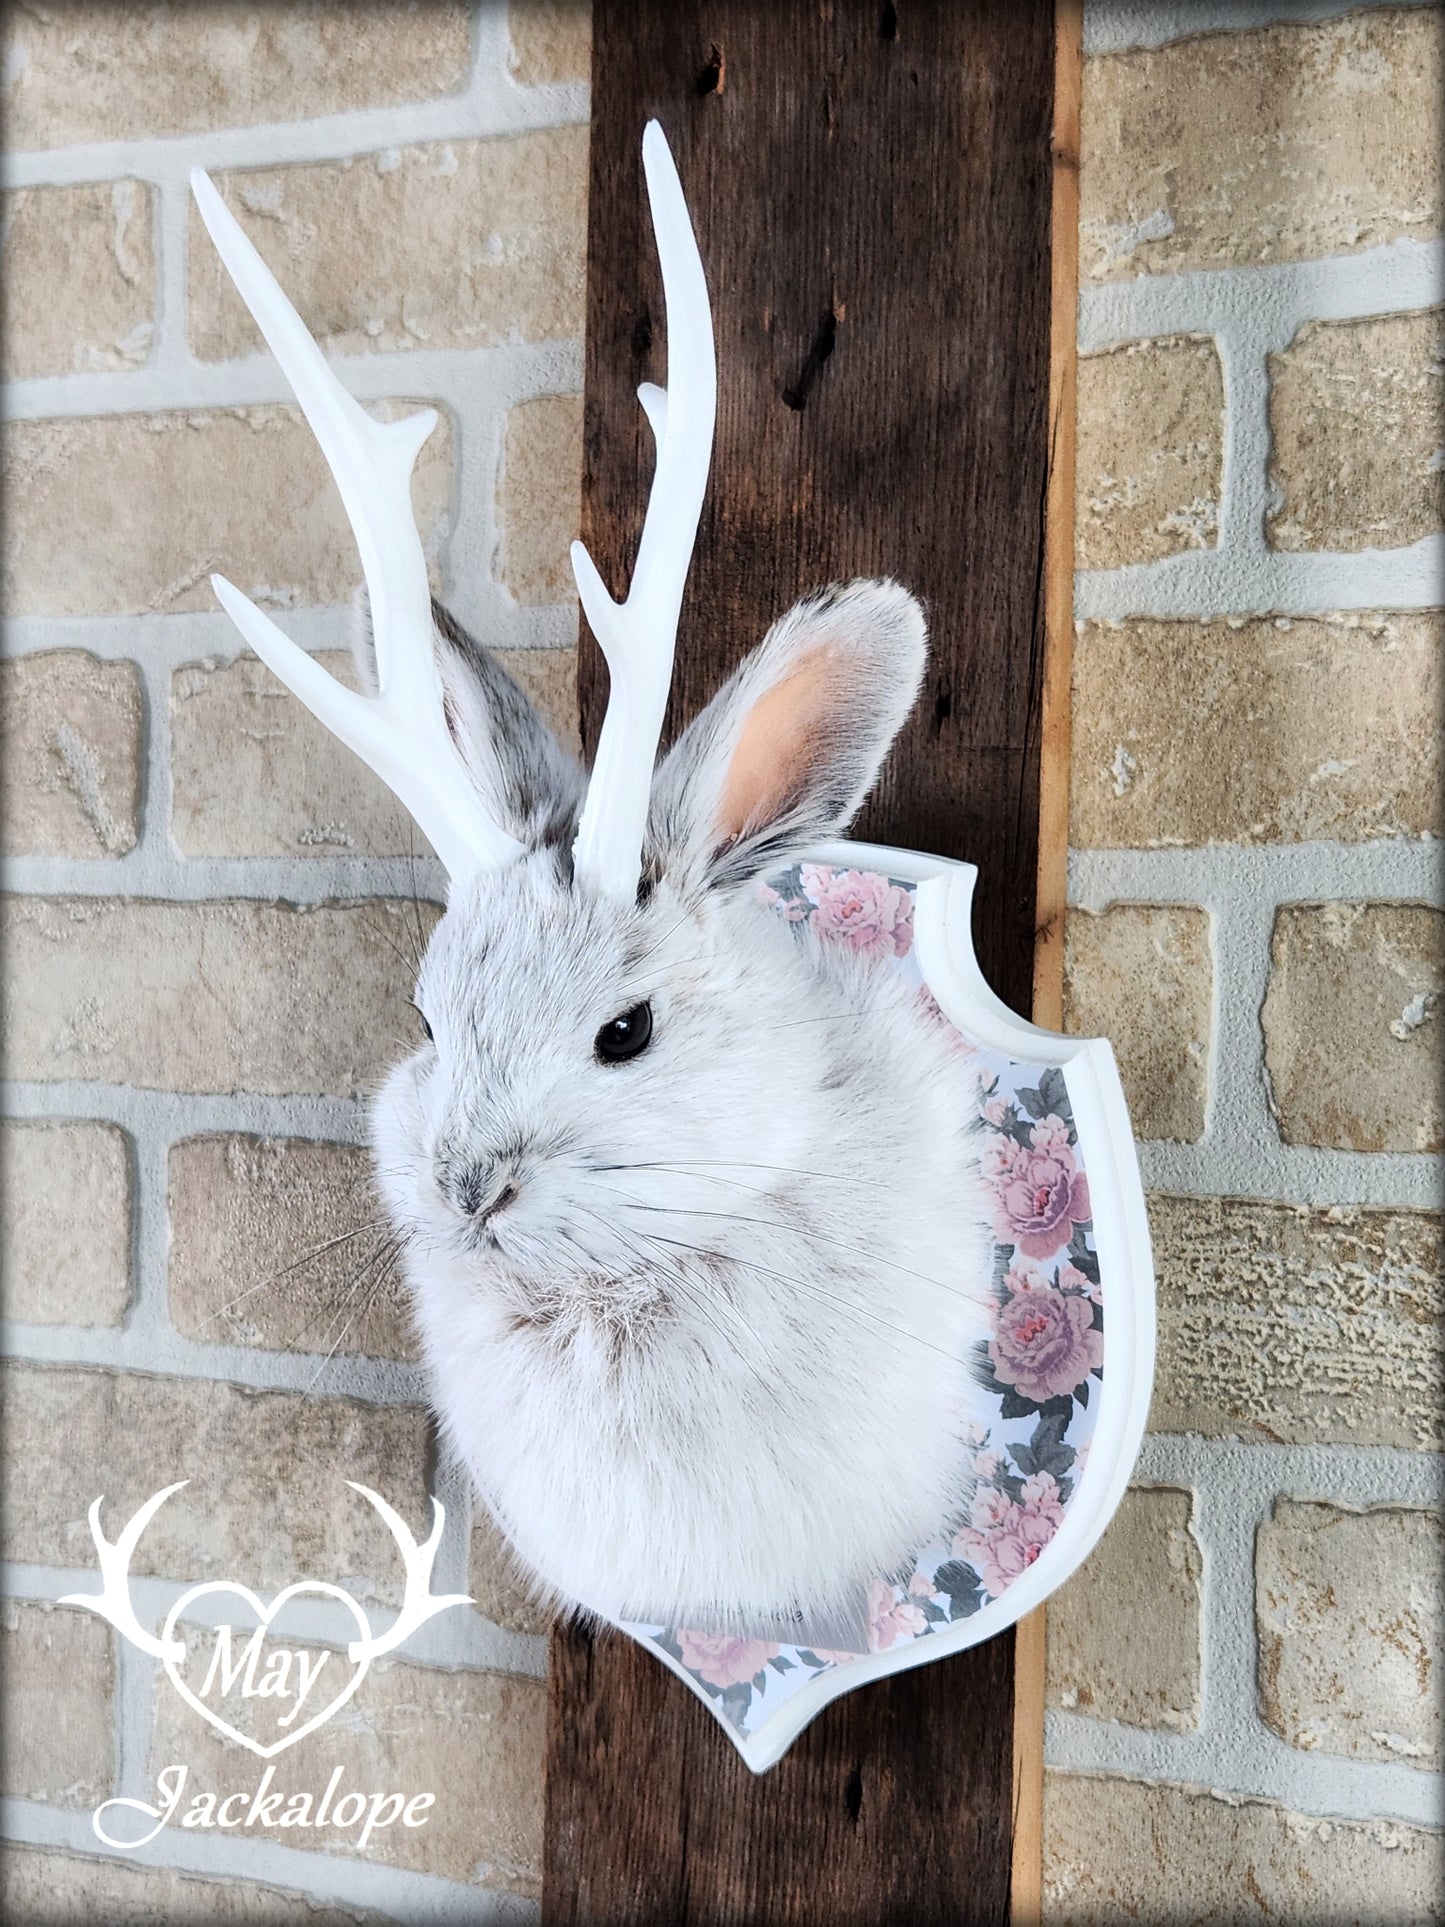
[59,1483,188,1661]
[344,1483,471,1661]
[190,169,523,883]
[571,120,717,898]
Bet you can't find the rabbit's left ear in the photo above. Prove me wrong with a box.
[649,578,926,893]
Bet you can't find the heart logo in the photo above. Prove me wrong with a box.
[162,1582,372,1760]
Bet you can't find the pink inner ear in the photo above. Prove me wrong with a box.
[716,646,839,842]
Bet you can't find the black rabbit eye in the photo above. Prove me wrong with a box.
[595,1001,653,1064]
[413,1004,434,1043]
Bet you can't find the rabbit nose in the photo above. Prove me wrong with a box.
[451,1160,520,1225]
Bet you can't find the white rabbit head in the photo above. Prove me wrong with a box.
[375,575,927,1292]
[369,578,987,1625]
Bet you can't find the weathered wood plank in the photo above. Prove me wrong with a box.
[1013,7,1083,1919]
[548,5,1058,1921]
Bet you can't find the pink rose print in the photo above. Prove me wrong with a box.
[1003,1258,1048,1295]
[1060,1260,1103,1307]
[1030,1112,1072,1153]
[1019,1471,1066,1525]
[674,1630,780,1690]
[954,1472,1066,1598]
[955,1501,1056,1599]
[866,1578,928,1652]
[800,865,914,958]
[982,1140,1016,1180]
[982,1095,1011,1128]
[968,1484,1015,1532]
[987,1136,1091,1259]
[990,1279,1103,1403]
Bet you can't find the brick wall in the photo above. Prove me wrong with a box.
[1043,2,1443,1918]
[3,2,1441,1921]
[1,3,587,1917]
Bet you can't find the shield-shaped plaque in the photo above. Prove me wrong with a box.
[617,843,1156,1772]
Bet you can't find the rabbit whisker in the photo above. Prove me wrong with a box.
[589,1157,896,1194]
[204,1218,393,1327]
[291,1230,403,1344]
[624,910,699,972]
[402,825,433,967]
[636,1230,964,1367]
[754,1006,891,1031]
[596,1190,991,1314]
[305,1235,407,1389]
[605,1213,770,1352]
[276,1228,402,1350]
[588,1211,776,1398]
[357,906,425,982]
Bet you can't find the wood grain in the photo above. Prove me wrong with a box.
[1032,0,1083,1041]
[1013,7,1083,1920]
[549,4,1058,1921]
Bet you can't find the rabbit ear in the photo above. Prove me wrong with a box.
[649,578,926,893]
[371,596,585,851]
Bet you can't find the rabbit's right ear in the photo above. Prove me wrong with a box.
[648,578,926,894]
[353,592,585,852]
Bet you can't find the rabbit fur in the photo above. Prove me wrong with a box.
[371,578,989,1628]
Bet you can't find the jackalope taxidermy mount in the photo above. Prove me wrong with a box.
[191,124,993,1630]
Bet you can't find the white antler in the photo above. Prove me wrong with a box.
[190,169,523,883]
[571,120,717,899]
[344,1483,471,1661]
[60,1483,188,1661]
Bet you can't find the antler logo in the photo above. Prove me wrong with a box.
[62,1483,470,1759]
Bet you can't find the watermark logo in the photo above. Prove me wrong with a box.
[60,1481,470,1850]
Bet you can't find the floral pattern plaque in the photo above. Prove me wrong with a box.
[618,849,1156,1772]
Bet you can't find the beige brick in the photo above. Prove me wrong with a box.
[151,1634,545,1892]
[1079,8,1445,281]
[1257,1499,1441,1770]
[471,1506,553,1635]
[0,1845,386,1925]
[0,651,143,858]
[1042,1772,1445,1924]
[1150,1195,1443,1452]
[1075,336,1222,568]
[498,393,583,604]
[1045,1487,1201,1732]
[2,403,452,620]
[171,648,425,860]
[2,181,154,380]
[1062,904,1211,1142]
[509,0,591,84]
[1,1363,427,1597]
[1262,903,1443,1153]
[1267,309,1445,553]
[3,896,437,1097]
[191,130,587,362]
[170,644,578,857]
[1070,613,1444,848]
[2,3,472,152]
[0,1601,114,1808]
[169,1135,415,1360]
[505,644,582,755]
[0,1120,132,1328]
